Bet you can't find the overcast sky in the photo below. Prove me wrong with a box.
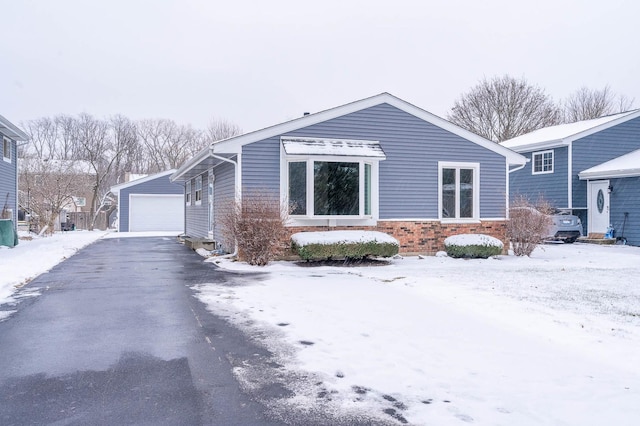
[3,0,639,133]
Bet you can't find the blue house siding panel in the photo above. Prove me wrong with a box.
[609,177,640,246]
[508,146,569,208]
[212,161,235,248]
[118,174,183,232]
[242,138,280,194]
[0,137,18,226]
[185,171,210,238]
[572,117,640,209]
[241,103,508,219]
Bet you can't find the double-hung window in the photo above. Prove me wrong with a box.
[194,176,202,205]
[282,137,384,222]
[439,162,479,220]
[185,181,192,205]
[532,150,553,174]
[2,137,11,163]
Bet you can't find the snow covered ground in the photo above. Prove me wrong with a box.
[196,243,640,425]
[3,231,639,425]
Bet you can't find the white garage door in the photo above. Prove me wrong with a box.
[129,194,184,232]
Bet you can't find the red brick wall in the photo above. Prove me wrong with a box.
[287,220,507,254]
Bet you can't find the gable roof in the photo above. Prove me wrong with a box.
[501,109,640,152]
[579,149,640,180]
[0,115,29,141]
[172,93,526,182]
[110,169,176,195]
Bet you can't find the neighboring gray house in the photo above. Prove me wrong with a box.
[501,109,640,245]
[171,93,526,253]
[110,170,184,232]
[0,115,29,229]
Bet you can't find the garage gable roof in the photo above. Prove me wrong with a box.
[111,169,176,195]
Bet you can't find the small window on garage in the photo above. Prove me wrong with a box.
[2,137,11,163]
[195,176,202,205]
[185,181,192,206]
[532,150,553,174]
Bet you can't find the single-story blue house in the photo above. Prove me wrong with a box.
[171,93,527,253]
[501,109,640,245]
[0,115,29,230]
[110,170,184,232]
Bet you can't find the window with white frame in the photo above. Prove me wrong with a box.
[287,160,373,217]
[532,150,553,174]
[194,176,202,205]
[439,162,479,220]
[2,137,11,162]
[185,181,192,205]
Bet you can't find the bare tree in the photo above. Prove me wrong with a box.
[136,119,205,172]
[73,114,129,230]
[448,75,563,142]
[19,158,85,234]
[205,118,242,143]
[563,86,635,122]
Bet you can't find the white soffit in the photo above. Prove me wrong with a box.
[282,137,386,158]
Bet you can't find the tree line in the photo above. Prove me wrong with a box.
[447,75,635,142]
[19,114,241,231]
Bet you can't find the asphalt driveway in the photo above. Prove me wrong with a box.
[0,236,285,426]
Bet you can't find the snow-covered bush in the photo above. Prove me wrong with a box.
[219,191,290,266]
[507,196,553,256]
[291,231,399,261]
[444,234,503,259]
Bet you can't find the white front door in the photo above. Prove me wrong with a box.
[588,180,610,235]
[208,172,215,238]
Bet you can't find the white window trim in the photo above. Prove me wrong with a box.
[3,137,11,163]
[194,175,202,206]
[438,161,480,223]
[185,181,192,206]
[532,149,554,175]
[281,151,381,227]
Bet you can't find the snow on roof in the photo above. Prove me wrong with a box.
[579,148,640,179]
[282,137,386,158]
[291,230,399,247]
[501,110,640,151]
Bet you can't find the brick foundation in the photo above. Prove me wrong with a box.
[287,220,508,255]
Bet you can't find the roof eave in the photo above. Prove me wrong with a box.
[579,168,640,180]
[0,115,29,141]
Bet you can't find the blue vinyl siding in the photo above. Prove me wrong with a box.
[212,161,235,248]
[609,177,640,246]
[572,117,640,209]
[242,103,508,219]
[509,146,569,208]
[185,171,210,238]
[118,174,183,232]
[0,137,18,227]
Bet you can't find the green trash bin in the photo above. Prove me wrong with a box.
[0,219,18,247]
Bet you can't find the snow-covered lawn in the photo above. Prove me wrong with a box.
[196,243,640,425]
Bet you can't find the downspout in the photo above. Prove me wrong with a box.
[209,148,239,258]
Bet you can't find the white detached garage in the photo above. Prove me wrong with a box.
[110,170,184,233]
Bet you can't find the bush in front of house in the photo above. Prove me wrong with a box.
[444,234,503,259]
[219,190,290,266]
[507,195,553,256]
[291,231,399,261]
